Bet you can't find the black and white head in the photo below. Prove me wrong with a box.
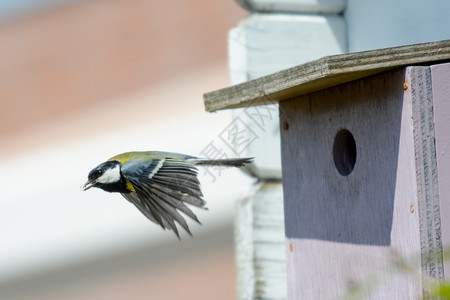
[82,160,124,193]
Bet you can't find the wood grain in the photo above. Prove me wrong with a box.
[204,39,450,112]
[407,66,444,296]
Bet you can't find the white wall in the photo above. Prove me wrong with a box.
[346,0,450,52]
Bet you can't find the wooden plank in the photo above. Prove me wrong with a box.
[235,182,286,299]
[234,0,345,14]
[281,68,423,299]
[430,63,450,278]
[407,67,444,297]
[204,39,450,112]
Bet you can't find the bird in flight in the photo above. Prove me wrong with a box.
[82,151,252,239]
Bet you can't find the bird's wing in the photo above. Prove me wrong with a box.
[120,158,207,238]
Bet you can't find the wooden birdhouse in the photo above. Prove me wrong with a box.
[204,40,450,299]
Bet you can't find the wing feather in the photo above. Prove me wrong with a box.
[151,184,203,223]
[121,193,169,229]
[150,193,191,236]
[120,157,207,238]
[147,194,181,238]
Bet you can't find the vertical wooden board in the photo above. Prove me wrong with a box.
[430,62,450,278]
[235,183,287,300]
[281,69,422,299]
[252,183,287,299]
[406,66,444,294]
[235,185,255,300]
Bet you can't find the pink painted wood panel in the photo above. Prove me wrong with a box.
[431,62,450,276]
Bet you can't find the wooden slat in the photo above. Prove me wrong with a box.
[408,66,444,297]
[235,182,286,300]
[204,39,450,112]
[234,0,345,14]
[430,62,450,278]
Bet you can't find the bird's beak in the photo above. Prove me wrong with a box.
[81,180,94,191]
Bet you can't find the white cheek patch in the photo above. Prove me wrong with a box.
[96,165,121,184]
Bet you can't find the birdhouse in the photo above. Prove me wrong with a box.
[204,40,450,299]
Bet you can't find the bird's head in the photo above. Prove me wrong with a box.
[82,160,122,192]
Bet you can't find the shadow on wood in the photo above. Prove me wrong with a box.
[281,69,405,246]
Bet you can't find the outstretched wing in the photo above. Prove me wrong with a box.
[120,158,207,238]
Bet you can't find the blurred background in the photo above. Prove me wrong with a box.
[0,0,252,299]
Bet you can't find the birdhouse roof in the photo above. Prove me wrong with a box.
[203,39,450,112]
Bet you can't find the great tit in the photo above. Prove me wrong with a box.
[82,151,252,238]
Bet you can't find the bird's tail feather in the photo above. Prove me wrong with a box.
[187,157,253,167]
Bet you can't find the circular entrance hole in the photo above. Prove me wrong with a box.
[333,129,357,176]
